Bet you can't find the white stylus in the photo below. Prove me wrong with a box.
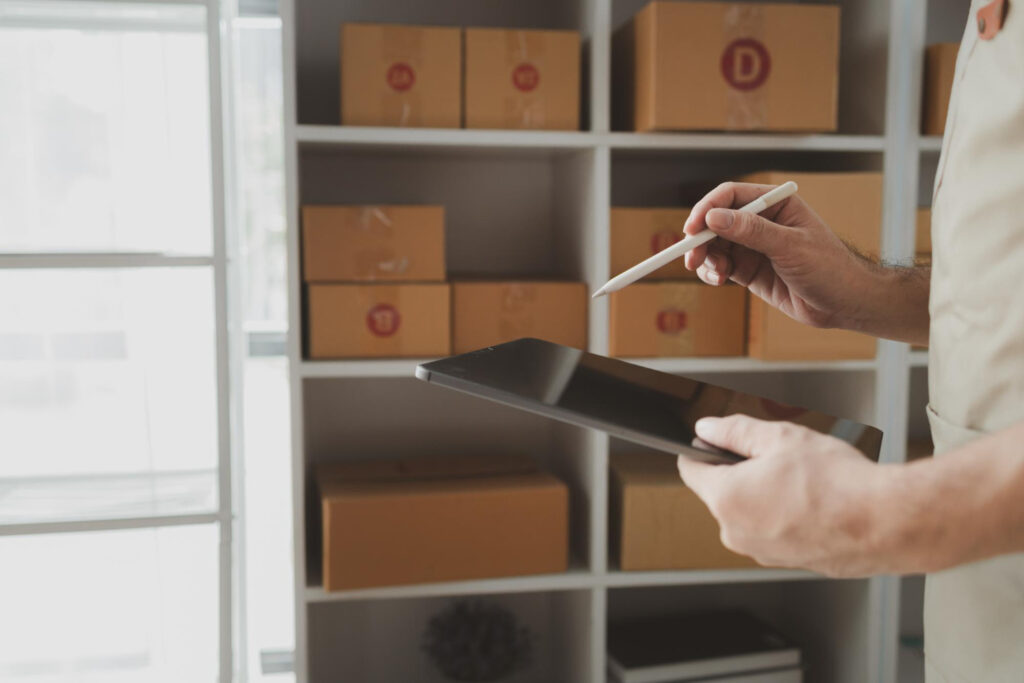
[591,181,799,298]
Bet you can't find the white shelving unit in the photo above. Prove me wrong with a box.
[280,0,961,680]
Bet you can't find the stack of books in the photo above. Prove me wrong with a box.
[607,611,802,683]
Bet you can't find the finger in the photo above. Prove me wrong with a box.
[676,454,726,504]
[694,415,779,458]
[685,243,709,270]
[696,264,722,286]
[687,182,793,238]
[705,208,792,259]
[704,249,735,281]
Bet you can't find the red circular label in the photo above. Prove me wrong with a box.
[366,304,401,337]
[656,309,688,334]
[758,397,807,421]
[512,63,540,92]
[386,62,415,92]
[720,38,771,91]
[650,230,682,254]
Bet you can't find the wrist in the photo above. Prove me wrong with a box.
[861,462,946,574]
[829,256,890,333]
[842,261,930,343]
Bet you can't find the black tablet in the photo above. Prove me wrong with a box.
[415,338,882,466]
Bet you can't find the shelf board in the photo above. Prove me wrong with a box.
[603,567,821,588]
[301,355,877,379]
[294,125,886,155]
[632,356,877,374]
[305,568,594,603]
[919,136,943,153]
[908,350,928,367]
[606,132,886,153]
[304,567,824,603]
[300,359,428,379]
[296,125,594,154]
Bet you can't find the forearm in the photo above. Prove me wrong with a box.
[842,260,930,346]
[874,422,1024,573]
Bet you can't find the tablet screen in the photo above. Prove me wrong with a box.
[416,338,882,465]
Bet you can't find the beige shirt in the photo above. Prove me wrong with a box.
[926,0,1024,680]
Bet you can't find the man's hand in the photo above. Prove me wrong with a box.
[682,181,930,346]
[677,415,888,578]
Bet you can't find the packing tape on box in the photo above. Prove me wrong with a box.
[505,31,547,128]
[379,29,422,126]
[354,207,409,277]
[655,286,696,356]
[722,6,769,130]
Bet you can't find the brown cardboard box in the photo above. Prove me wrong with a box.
[740,171,882,360]
[922,43,959,136]
[741,171,883,251]
[746,298,873,360]
[609,283,746,357]
[614,2,840,132]
[464,28,580,130]
[307,283,450,358]
[610,452,757,570]
[340,23,461,128]
[452,281,587,353]
[318,454,569,590]
[610,208,698,281]
[916,208,932,255]
[302,205,446,283]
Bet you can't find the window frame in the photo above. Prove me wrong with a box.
[0,1,242,681]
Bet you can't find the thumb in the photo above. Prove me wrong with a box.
[706,208,790,258]
[676,455,726,506]
[694,415,774,459]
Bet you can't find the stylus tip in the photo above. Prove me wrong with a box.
[591,288,606,299]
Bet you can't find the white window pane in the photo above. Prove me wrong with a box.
[0,3,213,255]
[0,268,218,524]
[0,525,219,683]
[236,20,287,329]
[243,356,295,682]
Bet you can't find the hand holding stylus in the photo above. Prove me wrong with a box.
[592,182,798,298]
[680,180,897,334]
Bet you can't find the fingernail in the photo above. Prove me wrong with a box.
[695,417,721,435]
[707,209,734,230]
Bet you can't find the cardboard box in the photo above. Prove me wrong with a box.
[340,23,461,128]
[464,28,580,130]
[610,208,698,281]
[614,2,840,132]
[746,297,873,360]
[307,283,450,358]
[739,171,882,360]
[610,452,757,570]
[609,283,746,357]
[318,454,569,590]
[916,208,932,255]
[452,281,587,353]
[302,205,446,283]
[741,171,883,252]
[922,43,959,136]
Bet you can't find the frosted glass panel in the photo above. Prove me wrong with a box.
[0,525,219,683]
[0,3,212,254]
[0,268,218,523]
